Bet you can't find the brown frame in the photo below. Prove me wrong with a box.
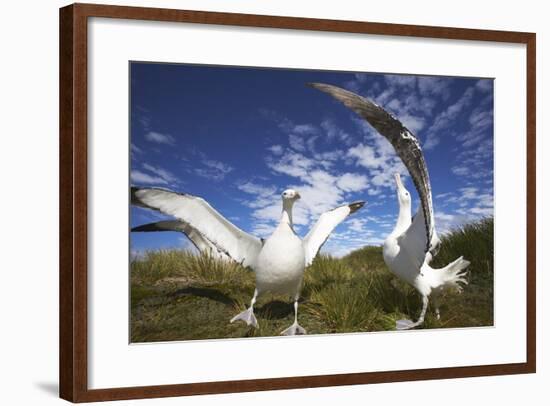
[59,3,536,402]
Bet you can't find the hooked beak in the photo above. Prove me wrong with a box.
[394,173,404,191]
[294,192,301,200]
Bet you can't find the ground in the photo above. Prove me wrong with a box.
[130,218,493,342]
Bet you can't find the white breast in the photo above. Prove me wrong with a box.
[383,235,419,285]
[255,223,305,296]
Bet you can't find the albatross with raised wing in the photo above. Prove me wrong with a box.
[310,83,470,330]
[131,187,365,335]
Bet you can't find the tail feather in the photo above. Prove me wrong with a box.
[423,256,470,293]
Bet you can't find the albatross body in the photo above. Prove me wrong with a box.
[385,174,469,330]
[131,187,365,335]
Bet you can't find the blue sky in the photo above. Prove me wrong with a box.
[130,62,494,257]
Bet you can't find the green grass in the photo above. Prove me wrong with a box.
[130,217,494,342]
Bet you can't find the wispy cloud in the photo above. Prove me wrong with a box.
[236,141,371,240]
[417,76,453,100]
[423,86,475,150]
[130,143,142,159]
[131,163,178,186]
[131,170,168,185]
[346,122,407,194]
[336,173,369,192]
[144,131,176,145]
[268,145,284,155]
[131,67,493,258]
[142,163,178,184]
[195,158,234,181]
[320,119,352,145]
[433,186,493,233]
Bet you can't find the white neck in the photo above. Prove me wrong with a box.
[280,200,294,228]
[394,199,411,236]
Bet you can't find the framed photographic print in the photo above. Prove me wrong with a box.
[59,3,536,402]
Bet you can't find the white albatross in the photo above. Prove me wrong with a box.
[385,174,470,330]
[309,83,470,329]
[131,187,365,335]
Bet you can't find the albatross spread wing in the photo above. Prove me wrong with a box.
[309,82,437,255]
[131,187,262,267]
[303,201,365,266]
[131,220,232,260]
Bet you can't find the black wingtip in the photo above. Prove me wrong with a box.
[131,222,159,232]
[130,186,148,207]
[349,201,366,214]
[130,187,138,204]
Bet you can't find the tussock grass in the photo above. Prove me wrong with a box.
[131,218,494,342]
[307,283,380,332]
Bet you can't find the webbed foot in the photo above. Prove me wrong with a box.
[230,307,258,328]
[280,322,307,336]
[396,319,421,330]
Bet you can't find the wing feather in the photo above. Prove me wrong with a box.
[131,187,262,267]
[309,82,436,255]
[303,201,365,266]
[131,220,232,261]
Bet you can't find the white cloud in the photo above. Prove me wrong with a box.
[237,182,278,209]
[336,173,369,192]
[130,170,168,185]
[130,143,142,157]
[417,76,453,99]
[399,114,425,133]
[238,182,277,196]
[451,165,470,176]
[320,119,351,144]
[195,158,233,181]
[459,187,478,200]
[343,72,382,95]
[241,146,370,242]
[142,163,177,184]
[144,131,175,145]
[267,151,315,178]
[384,74,416,89]
[475,79,493,93]
[347,143,385,169]
[424,86,476,150]
[292,124,317,135]
[268,145,284,155]
[288,133,306,151]
[346,140,407,192]
[131,163,178,186]
[346,218,369,233]
[432,185,493,232]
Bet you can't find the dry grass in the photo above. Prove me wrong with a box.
[130,218,494,342]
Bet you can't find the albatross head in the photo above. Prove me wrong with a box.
[394,173,411,209]
[282,189,301,202]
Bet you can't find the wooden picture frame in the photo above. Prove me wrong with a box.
[59,3,536,402]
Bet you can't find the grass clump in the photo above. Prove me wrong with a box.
[307,283,380,332]
[130,217,494,342]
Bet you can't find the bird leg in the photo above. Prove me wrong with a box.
[396,295,429,330]
[280,297,307,336]
[230,289,258,328]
